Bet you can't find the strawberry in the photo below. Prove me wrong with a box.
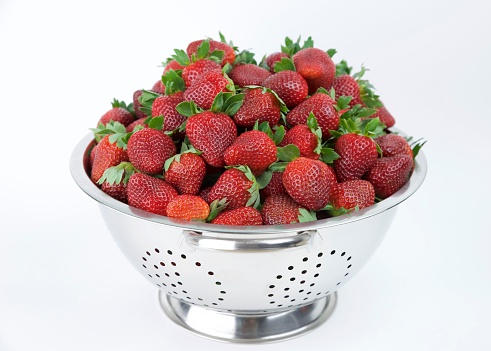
[328,180,375,211]
[286,92,339,139]
[228,64,272,87]
[101,180,128,203]
[265,52,289,73]
[331,75,363,107]
[127,173,178,216]
[163,59,184,73]
[233,87,282,128]
[262,70,308,109]
[164,152,206,195]
[211,207,263,225]
[125,117,148,132]
[151,92,187,132]
[364,155,414,199]
[166,195,210,221]
[185,111,237,168]
[152,80,165,94]
[293,47,336,94]
[183,70,232,110]
[260,171,287,197]
[206,167,259,210]
[98,99,135,127]
[224,130,277,176]
[186,39,235,67]
[371,105,395,128]
[127,128,176,174]
[182,59,222,87]
[133,90,147,120]
[375,134,412,157]
[261,194,316,225]
[333,133,379,182]
[199,185,213,203]
[279,113,322,160]
[282,157,337,210]
[90,135,129,184]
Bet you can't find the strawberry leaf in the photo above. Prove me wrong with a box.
[320,147,339,164]
[223,93,245,116]
[274,57,296,72]
[172,49,190,67]
[322,204,353,217]
[196,40,210,60]
[272,125,285,145]
[362,117,386,138]
[176,101,201,117]
[298,208,317,223]
[147,115,164,131]
[138,90,161,117]
[335,60,352,77]
[410,138,427,160]
[256,169,273,189]
[233,50,257,65]
[206,198,229,222]
[112,98,135,117]
[162,69,185,95]
[326,48,337,58]
[97,161,136,185]
[268,161,288,172]
[277,144,300,162]
[209,50,225,64]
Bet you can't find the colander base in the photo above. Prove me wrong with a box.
[158,291,337,343]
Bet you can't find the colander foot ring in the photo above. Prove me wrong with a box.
[158,291,337,343]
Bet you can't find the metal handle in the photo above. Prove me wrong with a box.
[180,230,318,252]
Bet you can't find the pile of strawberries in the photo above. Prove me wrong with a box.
[89,34,424,226]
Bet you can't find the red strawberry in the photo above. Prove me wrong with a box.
[199,185,213,203]
[166,195,210,221]
[186,39,235,67]
[261,194,305,225]
[260,171,287,197]
[127,128,176,174]
[262,70,308,109]
[206,167,257,210]
[185,111,237,167]
[164,59,184,73]
[182,59,222,87]
[127,173,178,216]
[331,75,363,107]
[265,52,289,73]
[98,99,135,127]
[282,157,337,210]
[334,133,378,182]
[164,153,206,195]
[183,70,231,110]
[364,155,414,199]
[375,134,412,157]
[101,180,128,203]
[293,47,336,95]
[151,92,187,132]
[280,124,319,160]
[126,117,148,132]
[133,90,147,120]
[90,135,129,184]
[152,80,165,94]
[233,87,281,128]
[211,207,263,225]
[286,93,339,139]
[224,130,277,176]
[329,180,375,211]
[371,105,395,128]
[228,64,272,87]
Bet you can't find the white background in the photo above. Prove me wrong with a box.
[1,0,490,350]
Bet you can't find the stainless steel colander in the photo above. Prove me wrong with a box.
[70,133,427,343]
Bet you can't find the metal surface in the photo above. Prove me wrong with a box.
[159,290,337,343]
[70,132,427,342]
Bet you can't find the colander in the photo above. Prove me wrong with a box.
[70,132,427,343]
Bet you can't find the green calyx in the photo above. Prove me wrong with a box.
[233,49,257,65]
[228,165,261,208]
[161,69,185,95]
[407,137,427,160]
[90,120,131,148]
[111,98,135,117]
[138,90,161,117]
[97,161,137,185]
[175,100,202,117]
[306,112,323,155]
[206,198,229,222]
[330,114,386,140]
[281,36,314,56]
[253,121,285,146]
[277,144,300,162]
[335,60,352,77]
[274,57,296,72]
[298,208,318,223]
[210,92,245,116]
[322,203,357,217]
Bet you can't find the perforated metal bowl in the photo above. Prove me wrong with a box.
[70,133,427,343]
